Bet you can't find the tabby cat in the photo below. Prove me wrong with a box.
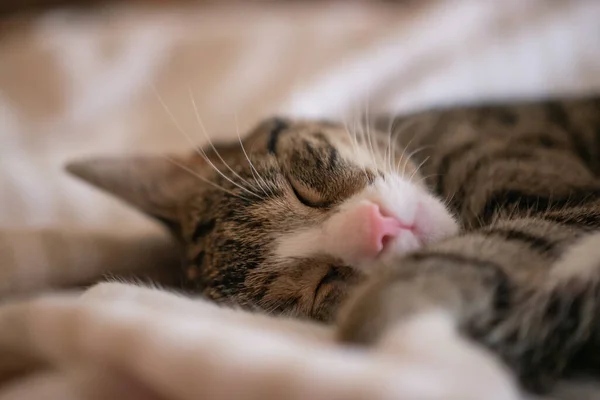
[67,95,600,393]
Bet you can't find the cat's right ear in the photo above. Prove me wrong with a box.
[65,156,199,225]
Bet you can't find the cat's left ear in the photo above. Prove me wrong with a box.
[65,156,199,224]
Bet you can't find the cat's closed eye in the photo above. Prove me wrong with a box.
[288,176,330,208]
[315,267,342,295]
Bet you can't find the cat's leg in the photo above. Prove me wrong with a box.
[540,231,600,369]
[337,254,539,393]
[337,216,597,393]
[337,248,500,344]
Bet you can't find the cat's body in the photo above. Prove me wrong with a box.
[67,95,600,394]
[339,97,600,392]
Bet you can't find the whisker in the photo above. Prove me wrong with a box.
[395,112,442,176]
[396,135,414,175]
[357,116,373,180]
[389,120,406,175]
[417,173,441,185]
[401,145,433,178]
[233,112,273,197]
[407,144,434,161]
[391,118,420,174]
[350,105,370,170]
[409,156,431,182]
[153,85,261,199]
[362,100,378,172]
[385,124,394,175]
[341,115,369,181]
[188,89,263,199]
[444,191,457,207]
[163,155,245,200]
[365,101,388,173]
[348,113,370,180]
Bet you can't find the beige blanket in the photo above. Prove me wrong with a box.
[2,1,600,398]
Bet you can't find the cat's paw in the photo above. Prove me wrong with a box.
[337,269,461,344]
[336,272,520,399]
[377,311,521,400]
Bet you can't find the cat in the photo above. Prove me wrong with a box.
[66,116,458,322]
[66,95,600,394]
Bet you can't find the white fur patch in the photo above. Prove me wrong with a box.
[551,232,600,282]
[377,311,520,400]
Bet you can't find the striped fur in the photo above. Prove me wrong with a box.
[339,96,600,393]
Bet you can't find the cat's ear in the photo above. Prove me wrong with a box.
[65,156,199,223]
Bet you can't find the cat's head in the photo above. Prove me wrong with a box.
[67,117,457,321]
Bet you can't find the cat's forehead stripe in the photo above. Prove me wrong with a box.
[309,132,340,171]
[192,218,216,242]
[267,118,289,155]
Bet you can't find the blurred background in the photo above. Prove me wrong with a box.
[1,0,600,236]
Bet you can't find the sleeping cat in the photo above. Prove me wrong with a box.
[67,95,600,393]
[66,116,458,322]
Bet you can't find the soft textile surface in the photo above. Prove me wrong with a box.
[1,0,600,399]
[0,283,523,400]
[0,282,597,400]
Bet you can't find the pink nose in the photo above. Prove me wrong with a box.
[352,201,412,259]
